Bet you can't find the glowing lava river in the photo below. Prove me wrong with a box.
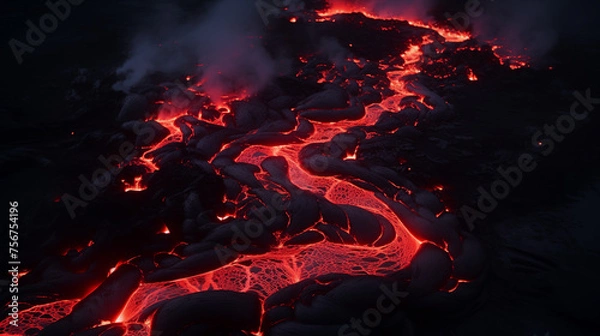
[1,4,528,336]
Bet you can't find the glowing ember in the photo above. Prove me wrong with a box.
[467,68,478,81]
[123,176,147,192]
[159,224,170,234]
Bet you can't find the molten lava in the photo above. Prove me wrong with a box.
[1,4,530,336]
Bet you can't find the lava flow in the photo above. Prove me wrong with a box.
[116,29,431,331]
[1,4,528,336]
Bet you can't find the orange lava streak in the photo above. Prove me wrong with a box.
[491,45,530,69]
[316,4,472,43]
[407,21,471,43]
[123,176,147,192]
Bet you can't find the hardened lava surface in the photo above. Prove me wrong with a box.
[1,4,526,336]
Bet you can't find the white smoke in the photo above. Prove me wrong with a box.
[113,0,278,101]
